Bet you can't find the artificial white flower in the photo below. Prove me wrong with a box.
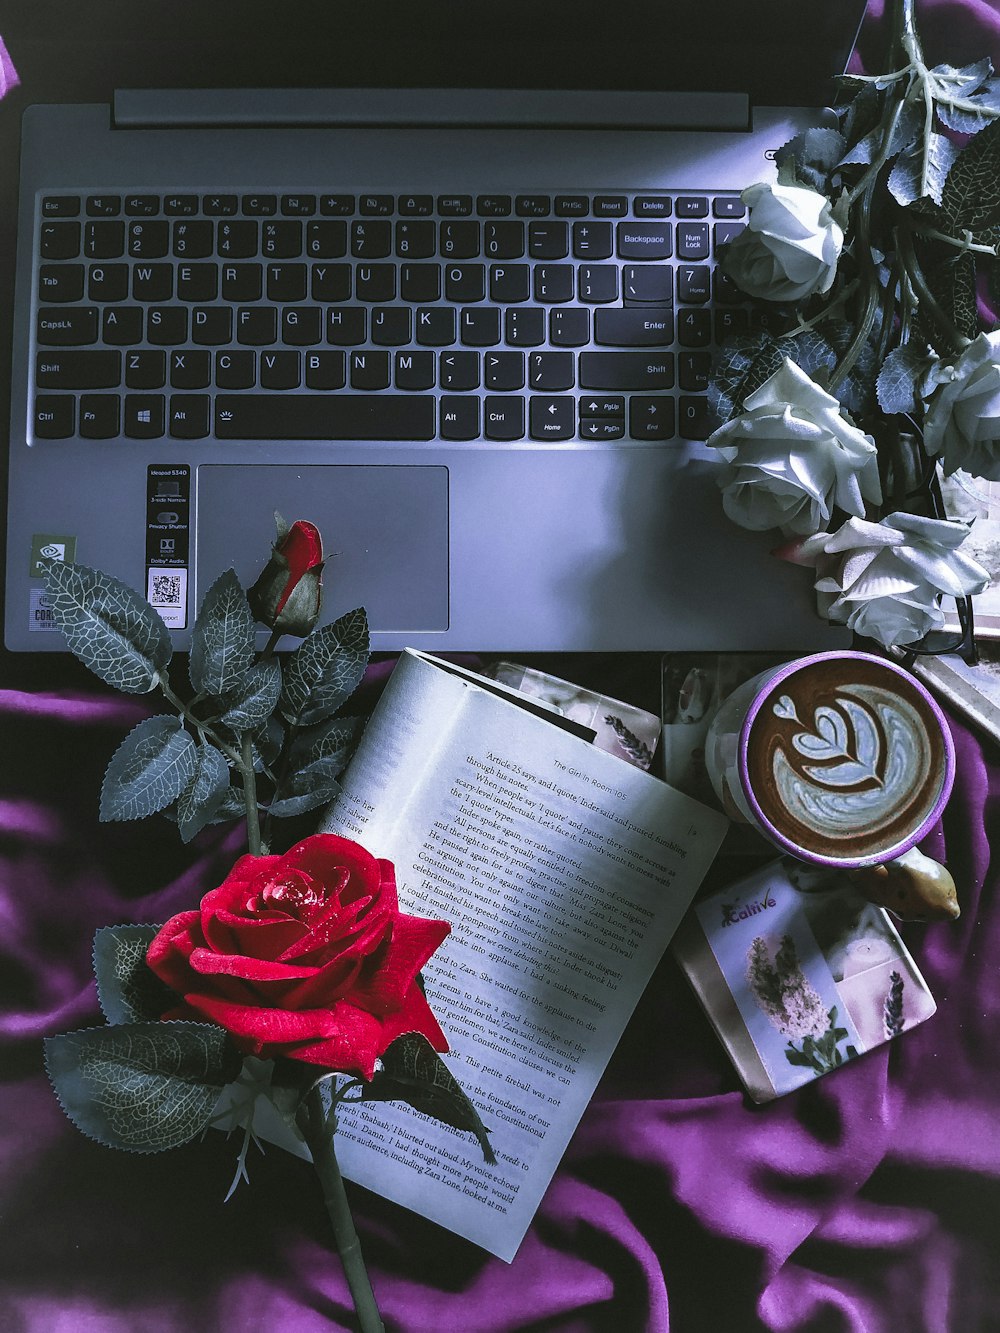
[722,182,844,303]
[923,331,1000,479]
[707,359,882,534]
[780,512,991,648]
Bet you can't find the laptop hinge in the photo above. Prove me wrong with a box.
[112,88,750,132]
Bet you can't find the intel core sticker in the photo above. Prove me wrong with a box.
[28,586,59,631]
[147,464,191,629]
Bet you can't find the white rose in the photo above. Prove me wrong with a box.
[707,359,882,535]
[721,182,843,303]
[780,512,991,648]
[923,332,1000,479]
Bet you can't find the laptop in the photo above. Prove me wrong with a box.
[2,0,866,654]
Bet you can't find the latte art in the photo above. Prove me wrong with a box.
[744,657,949,863]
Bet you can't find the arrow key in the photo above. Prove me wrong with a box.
[578,395,624,420]
[529,395,575,440]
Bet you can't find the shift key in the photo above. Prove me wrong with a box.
[579,351,674,390]
[36,349,121,388]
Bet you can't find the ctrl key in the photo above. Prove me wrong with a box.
[33,394,74,439]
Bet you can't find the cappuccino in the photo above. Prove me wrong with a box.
[740,654,951,865]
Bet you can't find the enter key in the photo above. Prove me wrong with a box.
[595,309,673,346]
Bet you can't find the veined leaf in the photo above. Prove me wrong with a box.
[93,925,175,1025]
[876,344,929,416]
[268,759,343,818]
[100,715,197,822]
[189,569,255,697]
[279,607,370,727]
[367,1031,495,1164]
[218,658,282,731]
[888,131,960,207]
[708,332,793,425]
[940,116,1000,229]
[44,1022,242,1153]
[41,561,171,694]
[176,741,231,843]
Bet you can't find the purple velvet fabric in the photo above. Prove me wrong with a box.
[4,3,1000,1329]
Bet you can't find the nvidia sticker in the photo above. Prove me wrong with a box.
[30,533,77,578]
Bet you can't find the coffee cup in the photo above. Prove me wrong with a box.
[703,651,959,921]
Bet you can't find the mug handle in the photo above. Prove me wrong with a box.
[848,846,960,922]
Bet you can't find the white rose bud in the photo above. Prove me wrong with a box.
[707,359,882,535]
[722,182,843,303]
[923,331,1000,479]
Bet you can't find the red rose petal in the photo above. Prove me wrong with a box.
[179,991,341,1044]
[188,946,321,983]
[348,913,451,1013]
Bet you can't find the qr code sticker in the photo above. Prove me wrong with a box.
[150,573,183,606]
[146,568,187,628]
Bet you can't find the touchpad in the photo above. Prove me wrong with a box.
[198,465,449,632]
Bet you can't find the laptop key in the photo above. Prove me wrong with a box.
[629,395,675,440]
[349,351,390,390]
[36,350,121,389]
[36,307,98,345]
[39,264,85,302]
[579,351,674,390]
[128,221,169,258]
[572,222,613,259]
[440,394,480,439]
[622,264,672,305]
[529,351,574,390]
[79,393,121,439]
[595,309,672,346]
[124,394,165,438]
[40,222,81,260]
[617,222,672,260]
[440,351,480,390]
[126,350,166,390]
[84,221,125,259]
[485,395,524,440]
[33,394,75,438]
[485,351,525,390]
[529,395,574,440]
[214,394,436,440]
[169,395,211,439]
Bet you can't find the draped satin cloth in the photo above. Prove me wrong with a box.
[3,3,1000,1328]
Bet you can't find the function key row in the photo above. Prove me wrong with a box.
[41,192,746,222]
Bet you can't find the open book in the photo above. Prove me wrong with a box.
[317,651,728,1261]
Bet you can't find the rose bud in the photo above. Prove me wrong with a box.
[248,513,324,637]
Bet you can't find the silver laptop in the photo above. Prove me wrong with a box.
[3,0,865,654]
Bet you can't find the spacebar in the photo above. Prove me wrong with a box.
[215,395,436,440]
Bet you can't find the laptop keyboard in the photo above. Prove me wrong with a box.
[31,190,760,445]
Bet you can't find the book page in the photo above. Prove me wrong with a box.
[320,651,728,1261]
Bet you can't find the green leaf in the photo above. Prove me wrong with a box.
[100,715,198,822]
[218,658,282,731]
[44,1022,242,1153]
[279,607,370,727]
[41,560,171,694]
[93,924,176,1024]
[267,763,342,818]
[367,1031,496,1164]
[888,131,960,208]
[876,344,928,415]
[189,569,256,698]
[839,101,920,170]
[940,117,1000,230]
[268,714,365,818]
[176,741,232,843]
[708,332,792,425]
[914,248,979,350]
[931,60,1000,134]
[775,127,846,192]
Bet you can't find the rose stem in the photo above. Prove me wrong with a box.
[299,1086,385,1333]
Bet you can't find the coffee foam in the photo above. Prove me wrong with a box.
[743,656,948,863]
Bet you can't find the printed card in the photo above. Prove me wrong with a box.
[674,860,937,1101]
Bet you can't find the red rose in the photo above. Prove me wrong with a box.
[146,834,450,1078]
[248,515,324,636]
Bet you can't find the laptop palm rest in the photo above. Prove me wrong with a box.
[197,464,450,632]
